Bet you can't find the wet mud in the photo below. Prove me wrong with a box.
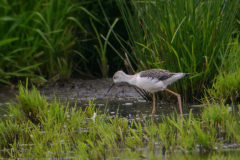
[0,78,140,102]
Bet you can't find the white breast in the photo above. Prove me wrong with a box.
[134,75,166,92]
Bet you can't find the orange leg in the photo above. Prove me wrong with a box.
[163,88,183,116]
[151,92,155,120]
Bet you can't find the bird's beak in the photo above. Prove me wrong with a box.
[107,83,115,93]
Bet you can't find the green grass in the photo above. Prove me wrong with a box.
[91,17,119,78]
[115,0,240,101]
[206,66,240,104]
[0,0,100,85]
[1,81,240,159]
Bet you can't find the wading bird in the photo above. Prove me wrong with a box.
[107,69,194,119]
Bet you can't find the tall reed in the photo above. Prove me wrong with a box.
[0,0,99,84]
[116,0,239,101]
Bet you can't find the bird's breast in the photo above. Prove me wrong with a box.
[135,76,165,92]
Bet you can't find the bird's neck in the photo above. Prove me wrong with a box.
[123,74,136,85]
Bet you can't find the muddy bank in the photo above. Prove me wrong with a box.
[43,78,144,101]
[0,78,144,104]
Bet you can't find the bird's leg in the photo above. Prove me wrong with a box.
[163,88,183,116]
[151,92,155,120]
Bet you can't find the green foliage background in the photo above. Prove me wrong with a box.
[0,0,125,84]
[1,0,240,101]
[116,0,240,101]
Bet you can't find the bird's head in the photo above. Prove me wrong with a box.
[112,71,126,83]
[107,70,126,93]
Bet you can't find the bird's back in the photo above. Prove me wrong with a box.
[139,69,175,81]
[137,69,193,92]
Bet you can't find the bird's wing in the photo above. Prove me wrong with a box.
[139,69,174,81]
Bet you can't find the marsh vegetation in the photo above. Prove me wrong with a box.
[1,0,240,159]
[0,81,240,159]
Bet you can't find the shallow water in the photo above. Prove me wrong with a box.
[0,78,202,120]
[0,79,239,159]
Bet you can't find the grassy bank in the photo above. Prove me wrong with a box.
[0,82,240,159]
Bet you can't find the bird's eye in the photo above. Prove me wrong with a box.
[113,76,116,79]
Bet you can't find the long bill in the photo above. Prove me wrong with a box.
[107,83,115,93]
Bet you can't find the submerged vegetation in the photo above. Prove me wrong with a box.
[0,82,240,159]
